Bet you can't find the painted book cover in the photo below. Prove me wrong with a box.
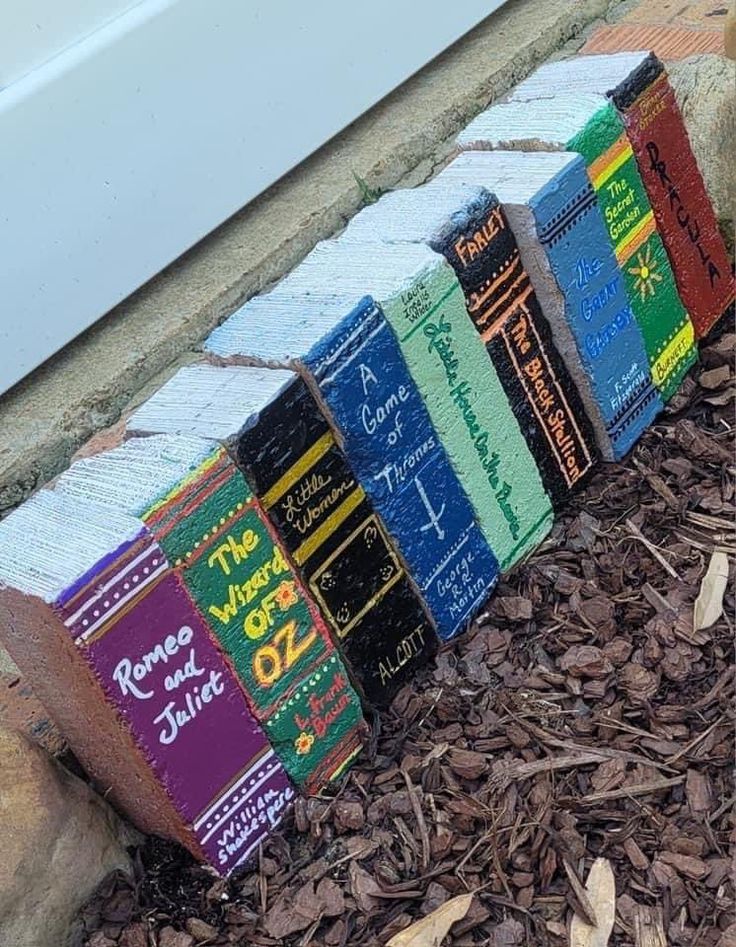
[530,155,662,457]
[610,54,735,339]
[236,373,438,705]
[568,102,697,401]
[373,253,554,570]
[303,297,499,636]
[55,531,294,874]
[142,448,366,791]
[429,189,599,504]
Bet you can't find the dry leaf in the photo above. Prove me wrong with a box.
[386,893,473,947]
[569,858,616,947]
[563,859,598,927]
[262,879,341,940]
[693,550,729,631]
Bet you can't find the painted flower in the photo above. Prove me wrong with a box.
[274,580,299,610]
[295,731,315,755]
[628,246,662,302]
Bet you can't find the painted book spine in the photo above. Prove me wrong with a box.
[610,55,735,339]
[568,103,697,401]
[235,374,437,705]
[377,263,554,570]
[429,191,598,505]
[143,450,365,793]
[54,532,294,875]
[529,158,662,457]
[303,298,499,637]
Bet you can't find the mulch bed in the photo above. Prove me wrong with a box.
[78,327,735,947]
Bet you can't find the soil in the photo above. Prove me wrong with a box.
[77,327,735,947]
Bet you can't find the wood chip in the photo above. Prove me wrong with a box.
[632,903,667,947]
[624,518,680,580]
[572,776,685,805]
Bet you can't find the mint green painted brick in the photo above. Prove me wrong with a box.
[270,241,554,570]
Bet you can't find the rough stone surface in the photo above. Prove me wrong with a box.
[669,54,736,235]
[0,725,134,947]
[0,0,614,517]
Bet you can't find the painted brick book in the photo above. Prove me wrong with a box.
[429,151,663,461]
[338,183,598,501]
[0,490,294,875]
[55,434,365,786]
[456,93,698,402]
[131,377,436,704]
[510,52,735,338]
[242,240,554,570]
[124,369,434,707]
[76,424,365,793]
[235,374,440,701]
[206,304,498,638]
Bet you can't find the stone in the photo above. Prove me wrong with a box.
[0,644,65,754]
[508,51,735,337]
[607,53,734,339]
[127,365,436,707]
[727,8,736,60]
[237,370,439,705]
[669,54,736,238]
[0,725,133,947]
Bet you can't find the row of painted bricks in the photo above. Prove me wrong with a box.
[0,51,732,877]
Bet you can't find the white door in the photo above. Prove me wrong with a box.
[0,1,504,395]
